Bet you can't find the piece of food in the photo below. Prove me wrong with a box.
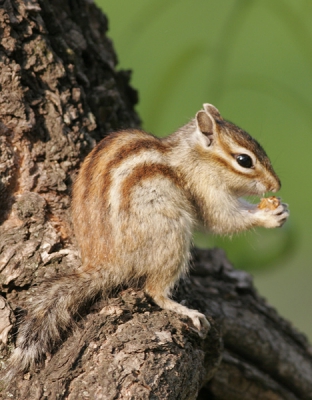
[257,196,280,210]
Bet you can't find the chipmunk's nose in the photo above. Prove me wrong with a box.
[267,173,281,192]
[270,180,281,193]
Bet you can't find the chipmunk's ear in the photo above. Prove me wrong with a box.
[195,111,215,147]
[195,103,222,147]
[202,103,221,119]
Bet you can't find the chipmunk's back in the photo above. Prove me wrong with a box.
[72,129,194,286]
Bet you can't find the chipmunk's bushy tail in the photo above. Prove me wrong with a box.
[3,269,112,382]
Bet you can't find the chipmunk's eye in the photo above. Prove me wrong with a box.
[236,154,253,168]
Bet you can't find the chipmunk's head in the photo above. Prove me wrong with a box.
[192,103,281,197]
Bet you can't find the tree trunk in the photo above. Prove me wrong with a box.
[0,1,311,399]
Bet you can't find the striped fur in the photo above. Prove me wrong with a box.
[4,104,289,380]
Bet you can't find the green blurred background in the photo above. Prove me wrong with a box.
[97,0,312,340]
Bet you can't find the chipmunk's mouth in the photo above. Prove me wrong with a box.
[249,180,273,197]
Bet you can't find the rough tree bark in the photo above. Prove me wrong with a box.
[0,1,311,399]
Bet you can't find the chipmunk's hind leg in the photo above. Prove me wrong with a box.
[145,278,210,338]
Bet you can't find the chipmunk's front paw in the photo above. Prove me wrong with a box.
[256,198,289,228]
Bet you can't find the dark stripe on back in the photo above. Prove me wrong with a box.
[82,132,170,212]
[120,163,181,211]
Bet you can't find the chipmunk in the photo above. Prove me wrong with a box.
[5,103,289,379]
